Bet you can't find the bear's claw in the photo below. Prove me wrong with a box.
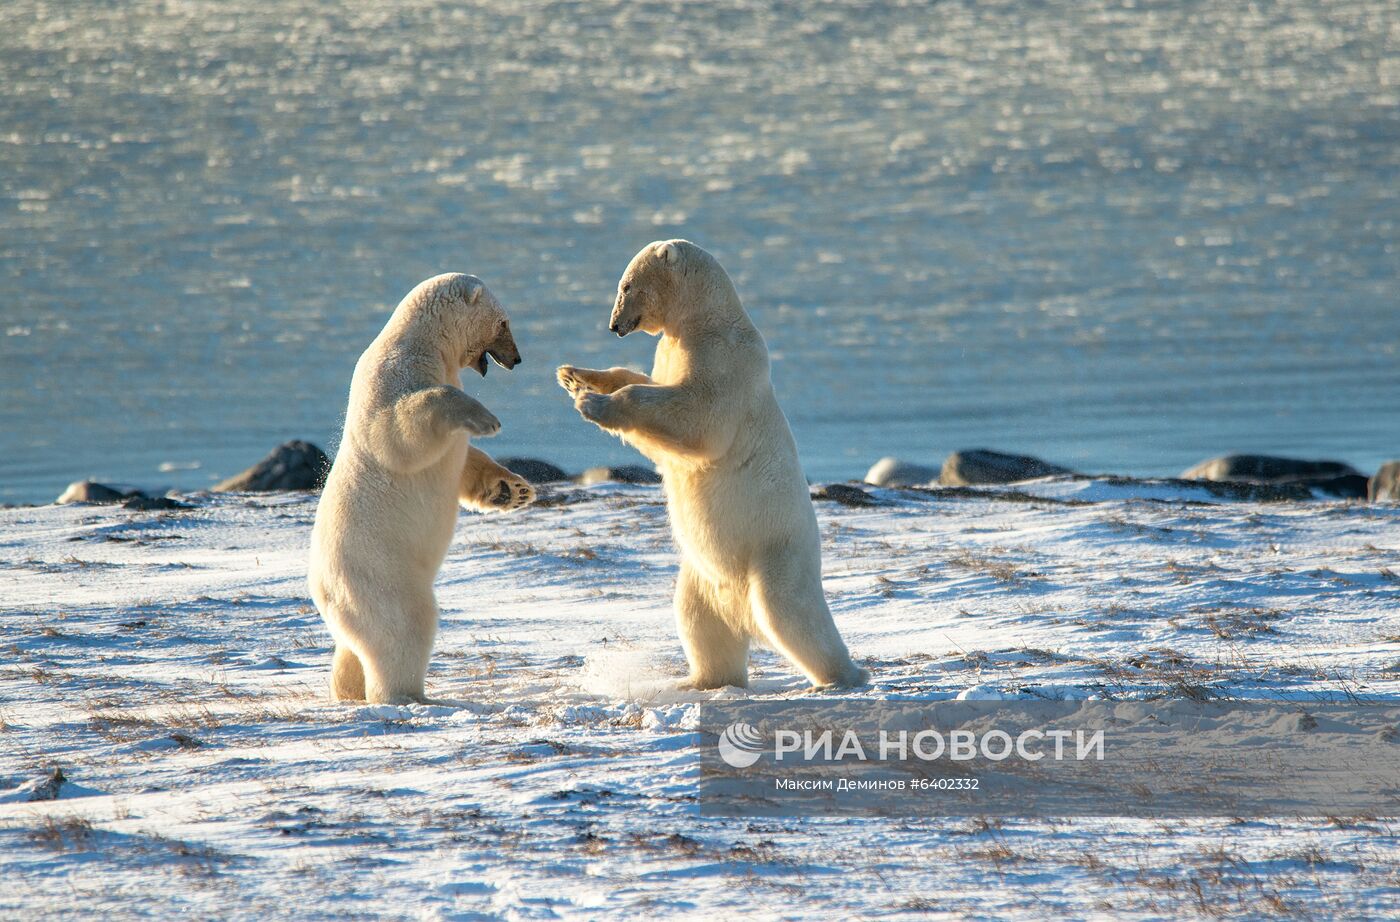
[463,404,501,437]
[556,365,593,399]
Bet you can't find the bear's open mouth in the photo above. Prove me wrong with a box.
[474,347,518,376]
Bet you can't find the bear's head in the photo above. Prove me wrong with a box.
[458,280,521,378]
[609,239,731,337]
[404,273,521,377]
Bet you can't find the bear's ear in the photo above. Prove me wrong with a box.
[466,280,482,304]
[655,242,678,264]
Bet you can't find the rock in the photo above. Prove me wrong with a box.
[811,483,878,507]
[55,480,194,509]
[1181,454,1360,483]
[213,440,330,492]
[55,481,141,505]
[863,457,939,488]
[1182,454,1368,499]
[122,495,192,511]
[1104,476,1313,503]
[29,767,65,802]
[1371,462,1400,502]
[1306,474,1371,499]
[940,449,1072,486]
[499,457,570,484]
[576,464,662,486]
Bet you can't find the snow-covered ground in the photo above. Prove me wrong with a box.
[2,481,1398,919]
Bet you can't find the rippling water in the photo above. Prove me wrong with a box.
[2,0,1396,503]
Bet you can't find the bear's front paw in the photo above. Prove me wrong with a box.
[575,391,614,427]
[556,365,595,399]
[462,403,502,438]
[486,473,535,512]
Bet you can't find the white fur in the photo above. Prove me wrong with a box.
[559,241,869,689]
[308,273,534,704]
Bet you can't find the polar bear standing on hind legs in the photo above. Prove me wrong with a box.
[558,240,869,690]
[309,273,535,705]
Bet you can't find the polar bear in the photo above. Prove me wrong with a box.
[308,273,535,704]
[558,240,868,689]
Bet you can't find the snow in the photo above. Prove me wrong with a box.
[2,482,1398,918]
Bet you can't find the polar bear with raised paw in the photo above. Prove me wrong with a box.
[558,240,869,690]
[309,273,534,704]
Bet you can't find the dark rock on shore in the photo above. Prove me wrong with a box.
[941,449,1072,486]
[1371,462,1400,502]
[864,457,939,488]
[1182,454,1368,499]
[1182,454,1360,482]
[576,465,662,486]
[55,480,192,509]
[1120,477,1314,503]
[56,481,143,504]
[1305,474,1371,499]
[812,483,879,507]
[213,441,329,492]
[900,476,1316,504]
[500,457,571,484]
[122,494,192,511]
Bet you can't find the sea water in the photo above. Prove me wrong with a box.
[2,0,1396,503]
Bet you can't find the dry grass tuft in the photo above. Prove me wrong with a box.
[962,842,1023,866]
[947,550,1036,585]
[29,815,94,851]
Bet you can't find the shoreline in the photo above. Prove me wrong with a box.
[12,443,1396,510]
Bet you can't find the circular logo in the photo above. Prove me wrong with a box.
[717,722,765,768]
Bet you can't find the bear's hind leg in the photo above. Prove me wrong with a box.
[331,645,366,701]
[676,564,750,690]
[748,555,869,689]
[357,595,438,705]
[361,644,431,705]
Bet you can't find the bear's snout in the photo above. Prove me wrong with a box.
[479,328,521,374]
[609,294,639,336]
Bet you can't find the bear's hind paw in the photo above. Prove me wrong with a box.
[811,666,871,691]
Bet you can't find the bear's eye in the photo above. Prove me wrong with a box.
[622,283,631,294]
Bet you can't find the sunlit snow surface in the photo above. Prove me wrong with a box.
[2,484,1398,918]
[2,0,1399,501]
